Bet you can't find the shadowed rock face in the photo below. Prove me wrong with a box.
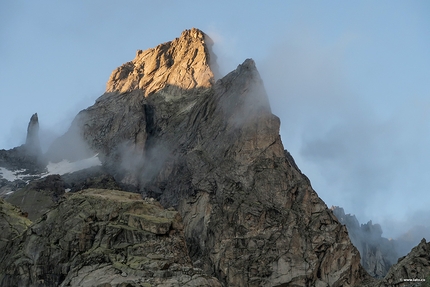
[0,189,222,287]
[44,28,369,286]
[0,113,43,172]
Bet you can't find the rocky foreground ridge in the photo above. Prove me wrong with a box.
[0,28,429,287]
[0,189,222,287]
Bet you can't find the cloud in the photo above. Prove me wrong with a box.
[206,27,240,78]
[258,26,430,243]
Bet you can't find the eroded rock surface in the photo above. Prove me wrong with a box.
[0,189,222,287]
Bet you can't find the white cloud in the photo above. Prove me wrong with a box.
[259,26,430,241]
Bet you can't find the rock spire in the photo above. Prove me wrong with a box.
[24,113,41,156]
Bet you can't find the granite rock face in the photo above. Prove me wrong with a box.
[44,28,370,286]
[0,189,222,287]
[106,28,214,95]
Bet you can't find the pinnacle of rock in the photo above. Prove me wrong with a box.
[106,28,215,96]
[24,113,41,156]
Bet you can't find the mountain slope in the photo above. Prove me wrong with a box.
[44,28,369,287]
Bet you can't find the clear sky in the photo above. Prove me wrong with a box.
[1,1,430,239]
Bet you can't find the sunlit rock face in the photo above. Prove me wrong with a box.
[45,28,368,287]
[106,28,214,95]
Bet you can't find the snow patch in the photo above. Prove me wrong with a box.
[45,154,102,176]
[0,167,27,182]
[0,154,102,184]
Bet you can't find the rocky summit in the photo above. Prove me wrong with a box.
[0,28,429,287]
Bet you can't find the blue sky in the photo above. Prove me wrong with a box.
[1,1,430,240]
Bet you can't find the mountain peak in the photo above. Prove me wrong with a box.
[33,28,369,287]
[106,28,215,96]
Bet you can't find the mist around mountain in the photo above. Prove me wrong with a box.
[332,206,397,278]
[0,28,429,287]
